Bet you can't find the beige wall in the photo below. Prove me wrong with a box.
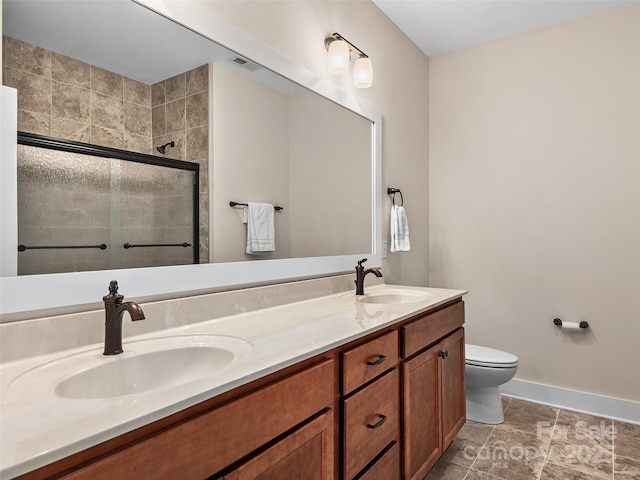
[211,64,291,262]
[429,6,640,401]
[193,0,431,284]
[288,92,371,258]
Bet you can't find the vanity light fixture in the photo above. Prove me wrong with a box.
[324,32,373,88]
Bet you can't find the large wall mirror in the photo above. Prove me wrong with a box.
[0,0,382,317]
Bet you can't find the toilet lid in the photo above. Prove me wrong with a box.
[466,344,519,368]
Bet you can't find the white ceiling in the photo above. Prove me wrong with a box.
[373,0,639,57]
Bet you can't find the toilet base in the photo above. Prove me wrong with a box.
[466,386,505,424]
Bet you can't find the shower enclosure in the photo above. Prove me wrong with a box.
[16,132,199,275]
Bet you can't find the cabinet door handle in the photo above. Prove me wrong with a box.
[366,354,387,366]
[367,414,387,429]
[439,351,446,359]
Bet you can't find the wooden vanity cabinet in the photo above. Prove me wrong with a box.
[17,299,466,480]
[222,410,334,480]
[341,330,399,479]
[400,303,466,480]
[30,359,335,480]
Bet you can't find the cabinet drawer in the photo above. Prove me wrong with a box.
[60,360,334,480]
[358,442,400,480]
[402,301,464,358]
[343,369,399,479]
[342,330,398,394]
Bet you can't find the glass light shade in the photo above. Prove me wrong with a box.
[353,57,373,88]
[327,39,350,75]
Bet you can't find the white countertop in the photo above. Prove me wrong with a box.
[0,284,466,479]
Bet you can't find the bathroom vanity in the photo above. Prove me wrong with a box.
[0,284,466,480]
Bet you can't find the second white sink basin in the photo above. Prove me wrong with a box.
[356,290,431,305]
[8,335,253,400]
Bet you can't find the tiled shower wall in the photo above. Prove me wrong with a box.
[1,36,210,265]
[151,67,210,262]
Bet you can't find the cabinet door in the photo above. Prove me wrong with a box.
[401,345,441,480]
[440,329,465,450]
[223,411,334,480]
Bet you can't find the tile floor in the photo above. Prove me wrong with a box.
[426,397,640,479]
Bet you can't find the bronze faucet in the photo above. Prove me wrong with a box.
[102,280,145,355]
[354,258,382,295]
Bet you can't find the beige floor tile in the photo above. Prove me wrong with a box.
[505,398,559,420]
[501,408,556,437]
[554,411,614,446]
[546,438,613,479]
[458,421,496,444]
[471,426,549,478]
[423,458,469,479]
[616,432,640,461]
[539,461,608,480]
[465,469,506,479]
[442,436,483,467]
[614,454,640,478]
[614,421,640,440]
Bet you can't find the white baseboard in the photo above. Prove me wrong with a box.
[501,379,640,425]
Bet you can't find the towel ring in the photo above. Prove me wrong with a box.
[387,188,404,206]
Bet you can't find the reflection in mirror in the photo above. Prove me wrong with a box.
[17,134,199,275]
[2,0,374,276]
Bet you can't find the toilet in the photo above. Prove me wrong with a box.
[465,344,518,424]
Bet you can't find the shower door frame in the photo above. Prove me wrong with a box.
[16,131,200,267]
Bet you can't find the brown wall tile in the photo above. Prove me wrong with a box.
[186,65,208,96]
[125,133,152,155]
[51,118,91,142]
[3,36,50,77]
[5,68,51,115]
[18,109,51,136]
[186,125,208,161]
[165,73,185,102]
[124,101,151,136]
[91,66,123,98]
[165,98,185,133]
[52,80,90,122]
[152,105,165,137]
[91,91,123,131]
[51,53,90,88]
[91,125,124,149]
[124,77,151,107]
[186,91,208,128]
[152,81,165,107]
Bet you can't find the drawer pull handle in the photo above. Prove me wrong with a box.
[367,414,387,429]
[439,351,448,359]
[366,354,387,366]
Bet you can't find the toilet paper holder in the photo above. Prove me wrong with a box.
[553,318,589,329]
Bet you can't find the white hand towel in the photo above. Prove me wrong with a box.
[390,204,410,252]
[243,202,275,254]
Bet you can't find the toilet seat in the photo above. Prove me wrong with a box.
[466,344,518,368]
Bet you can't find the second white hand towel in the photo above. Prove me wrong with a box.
[390,204,411,252]
[243,202,275,254]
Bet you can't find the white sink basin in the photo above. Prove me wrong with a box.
[8,335,253,400]
[355,290,431,305]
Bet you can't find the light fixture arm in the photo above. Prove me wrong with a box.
[324,32,368,59]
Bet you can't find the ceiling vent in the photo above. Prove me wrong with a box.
[230,56,261,72]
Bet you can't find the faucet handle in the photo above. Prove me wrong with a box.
[108,280,119,295]
[357,258,368,268]
[103,280,124,302]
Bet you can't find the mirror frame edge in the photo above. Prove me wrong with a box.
[0,0,382,318]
